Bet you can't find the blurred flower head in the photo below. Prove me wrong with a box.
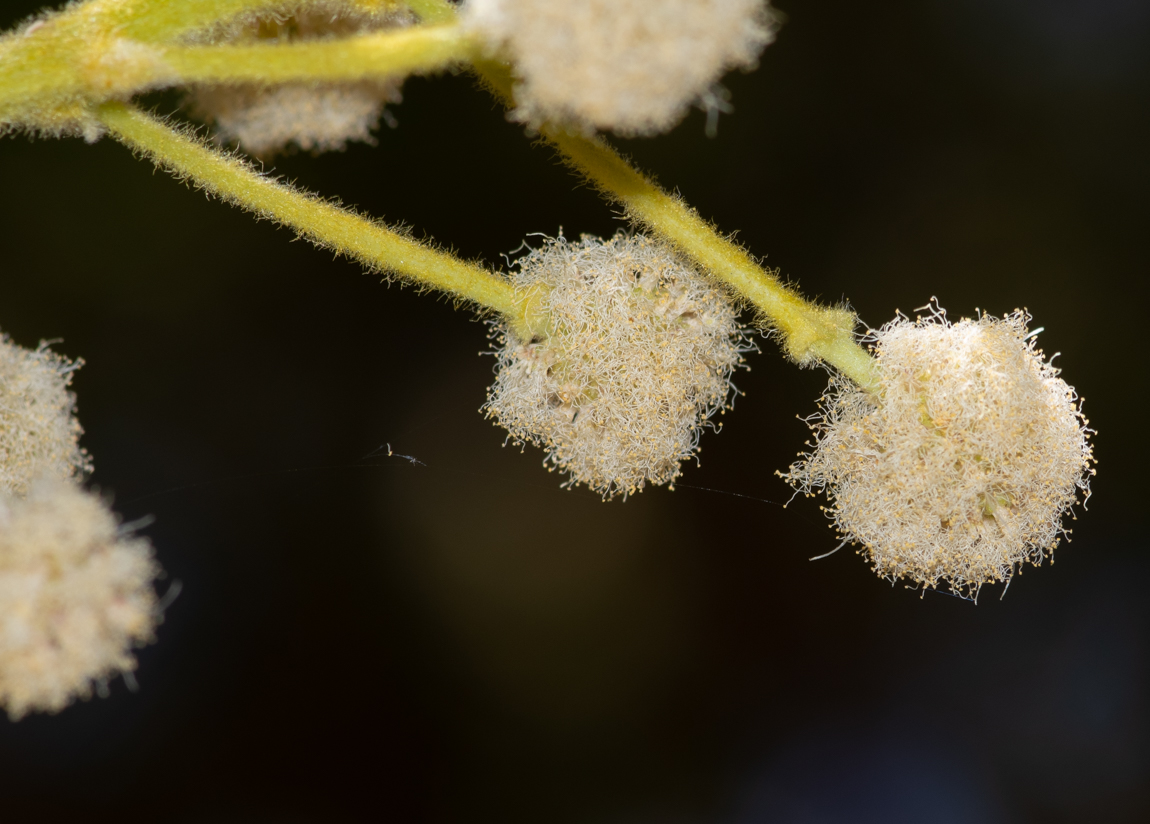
[0,482,162,720]
[463,0,778,135]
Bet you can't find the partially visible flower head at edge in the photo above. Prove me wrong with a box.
[0,332,163,720]
[462,0,779,136]
[781,301,1095,598]
[485,232,754,499]
[0,481,162,720]
[0,333,90,497]
[185,0,415,157]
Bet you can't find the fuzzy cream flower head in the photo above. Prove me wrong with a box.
[462,0,778,135]
[185,1,414,156]
[0,481,162,719]
[0,335,91,497]
[782,303,1094,597]
[485,233,752,499]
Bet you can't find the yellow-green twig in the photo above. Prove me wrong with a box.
[103,0,288,43]
[474,60,879,390]
[158,23,473,85]
[96,101,522,327]
[403,0,457,25]
[550,128,878,387]
[0,11,471,133]
[0,0,288,111]
[91,0,410,42]
[61,0,423,44]
[2,0,875,385]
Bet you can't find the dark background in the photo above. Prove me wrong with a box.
[1,0,1148,821]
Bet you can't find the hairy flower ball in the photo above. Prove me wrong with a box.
[0,482,161,719]
[185,2,413,156]
[0,334,90,497]
[463,0,778,135]
[782,305,1094,596]
[485,233,752,498]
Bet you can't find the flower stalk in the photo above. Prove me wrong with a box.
[0,0,875,386]
[156,24,473,86]
[96,101,523,328]
[0,9,473,130]
[473,60,879,389]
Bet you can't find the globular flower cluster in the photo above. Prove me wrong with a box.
[0,334,90,496]
[186,1,413,156]
[485,233,752,499]
[462,0,778,135]
[0,333,162,719]
[0,481,161,720]
[782,304,1094,596]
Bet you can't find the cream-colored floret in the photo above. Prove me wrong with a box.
[0,334,90,497]
[485,233,752,498]
[185,2,413,156]
[0,482,161,719]
[463,0,778,135]
[782,304,1094,597]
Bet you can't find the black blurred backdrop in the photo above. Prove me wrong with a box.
[2,1,1149,821]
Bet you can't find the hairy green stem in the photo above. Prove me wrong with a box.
[108,0,289,42]
[159,23,473,85]
[474,60,879,390]
[1,0,876,386]
[404,0,457,25]
[96,101,523,327]
[0,12,471,130]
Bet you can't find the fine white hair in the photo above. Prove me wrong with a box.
[782,302,1095,597]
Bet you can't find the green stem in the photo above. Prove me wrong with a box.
[96,101,523,327]
[404,0,458,25]
[159,23,473,85]
[474,61,879,390]
[107,0,290,43]
[98,0,417,43]
[0,3,469,133]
